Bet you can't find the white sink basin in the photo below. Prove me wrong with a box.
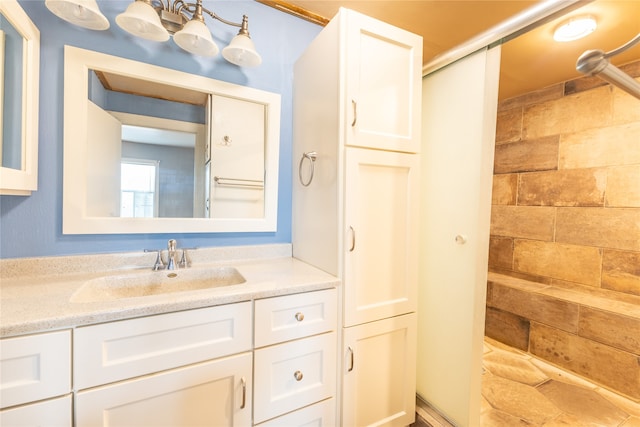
[70,267,246,303]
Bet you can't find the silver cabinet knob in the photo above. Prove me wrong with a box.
[294,370,303,381]
[295,312,304,322]
[455,234,468,244]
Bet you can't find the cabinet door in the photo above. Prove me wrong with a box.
[76,352,252,427]
[344,9,422,153]
[344,147,419,326]
[209,95,266,219]
[0,395,72,426]
[342,313,416,427]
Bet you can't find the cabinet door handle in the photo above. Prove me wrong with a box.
[295,312,305,321]
[347,346,354,372]
[294,370,304,381]
[351,99,357,127]
[240,376,246,409]
[349,226,356,252]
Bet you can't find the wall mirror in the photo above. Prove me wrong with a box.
[63,46,280,234]
[0,0,39,195]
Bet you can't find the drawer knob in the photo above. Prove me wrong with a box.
[294,370,304,381]
[295,312,305,322]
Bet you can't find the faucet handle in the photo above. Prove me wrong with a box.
[179,249,188,268]
[144,249,165,271]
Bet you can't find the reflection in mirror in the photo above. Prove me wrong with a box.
[64,46,280,234]
[0,0,39,195]
[119,122,199,219]
[1,15,23,170]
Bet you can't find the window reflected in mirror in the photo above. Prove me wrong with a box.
[120,160,158,218]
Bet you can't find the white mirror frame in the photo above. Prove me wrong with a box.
[0,0,39,195]
[63,46,280,234]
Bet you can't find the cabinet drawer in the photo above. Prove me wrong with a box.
[74,302,252,389]
[0,395,72,426]
[256,398,336,427]
[0,330,71,409]
[254,288,337,348]
[254,332,336,423]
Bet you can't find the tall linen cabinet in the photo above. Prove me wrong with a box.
[292,8,422,426]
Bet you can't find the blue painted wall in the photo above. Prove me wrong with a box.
[0,1,322,258]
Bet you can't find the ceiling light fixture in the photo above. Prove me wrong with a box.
[44,0,261,67]
[553,16,597,42]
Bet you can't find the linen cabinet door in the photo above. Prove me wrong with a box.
[75,352,252,427]
[344,9,422,153]
[343,147,419,327]
[342,313,416,427]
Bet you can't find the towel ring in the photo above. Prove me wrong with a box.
[298,151,317,187]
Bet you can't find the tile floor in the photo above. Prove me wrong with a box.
[415,337,640,427]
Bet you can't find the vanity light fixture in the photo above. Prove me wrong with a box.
[553,15,597,42]
[45,0,261,67]
[45,0,110,30]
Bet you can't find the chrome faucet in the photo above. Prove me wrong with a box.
[144,239,193,271]
[166,239,178,270]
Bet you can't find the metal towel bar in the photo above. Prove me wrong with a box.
[214,176,264,189]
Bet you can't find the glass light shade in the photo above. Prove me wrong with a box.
[174,19,219,56]
[222,34,262,67]
[115,1,169,42]
[553,16,597,42]
[45,0,109,30]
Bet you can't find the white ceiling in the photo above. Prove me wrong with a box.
[262,0,640,100]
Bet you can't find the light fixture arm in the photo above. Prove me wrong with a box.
[200,7,248,35]
[173,0,244,29]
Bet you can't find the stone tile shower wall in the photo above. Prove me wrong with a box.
[485,60,640,401]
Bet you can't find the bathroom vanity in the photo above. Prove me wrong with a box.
[0,244,339,426]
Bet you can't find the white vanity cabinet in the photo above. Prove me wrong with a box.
[0,330,72,426]
[253,289,337,426]
[74,302,253,427]
[293,7,422,427]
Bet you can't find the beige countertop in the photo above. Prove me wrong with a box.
[0,244,340,338]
